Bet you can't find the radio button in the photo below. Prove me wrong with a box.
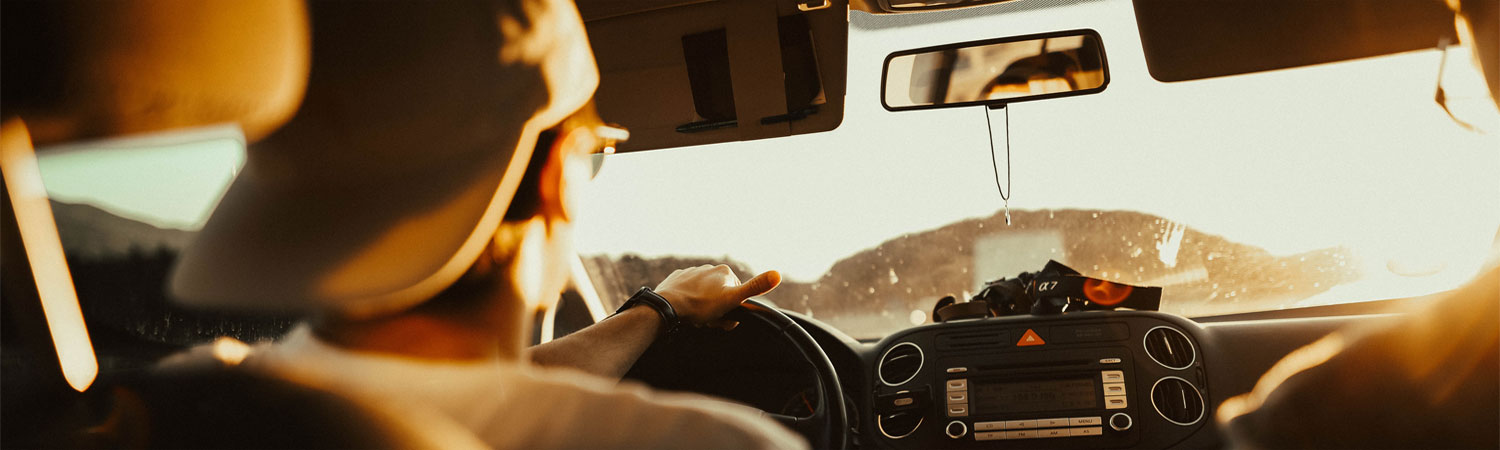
[974,421,1005,431]
[946,379,968,391]
[1006,430,1038,439]
[1040,428,1070,438]
[1105,395,1128,409]
[975,431,1005,441]
[1070,416,1102,426]
[1038,418,1070,428]
[1004,419,1037,429]
[946,367,968,373]
[1100,357,1122,364]
[1017,328,1046,346]
[946,421,968,439]
[947,404,969,417]
[946,392,968,403]
[893,397,914,407]
[1071,426,1104,436]
[1103,382,1127,396]
[1102,370,1125,383]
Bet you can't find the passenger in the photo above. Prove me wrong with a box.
[1217,0,1500,448]
[149,0,803,449]
[4,2,478,448]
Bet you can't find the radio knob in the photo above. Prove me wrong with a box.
[1109,413,1133,431]
[946,420,968,439]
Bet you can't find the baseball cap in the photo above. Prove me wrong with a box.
[169,0,599,318]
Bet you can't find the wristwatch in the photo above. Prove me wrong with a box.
[616,287,680,337]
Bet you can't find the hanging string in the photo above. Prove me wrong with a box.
[984,105,1012,225]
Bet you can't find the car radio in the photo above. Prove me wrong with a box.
[872,312,1210,449]
[936,345,1139,447]
[870,317,1183,449]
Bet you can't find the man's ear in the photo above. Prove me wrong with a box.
[534,128,589,225]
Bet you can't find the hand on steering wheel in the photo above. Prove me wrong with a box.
[654,265,781,325]
[651,265,847,449]
[726,300,850,450]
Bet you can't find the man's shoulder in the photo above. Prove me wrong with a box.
[482,366,808,450]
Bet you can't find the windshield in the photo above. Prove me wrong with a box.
[575,2,1500,339]
[32,2,1499,343]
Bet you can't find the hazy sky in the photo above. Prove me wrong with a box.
[573,1,1500,297]
[37,125,244,231]
[35,1,1500,303]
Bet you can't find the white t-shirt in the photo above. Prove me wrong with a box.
[186,325,808,450]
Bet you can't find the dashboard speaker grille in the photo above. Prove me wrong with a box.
[1150,377,1205,426]
[878,342,923,386]
[1143,326,1195,369]
[936,331,1004,350]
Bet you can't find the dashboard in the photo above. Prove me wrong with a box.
[623,303,1389,450]
[862,312,1209,449]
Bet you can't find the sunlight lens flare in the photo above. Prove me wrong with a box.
[1,120,99,392]
[210,337,252,365]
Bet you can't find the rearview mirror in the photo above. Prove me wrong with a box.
[882,30,1109,111]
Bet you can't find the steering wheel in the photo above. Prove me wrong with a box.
[723,299,848,450]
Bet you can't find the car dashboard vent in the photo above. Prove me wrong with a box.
[1143,326,1195,369]
[878,342,924,386]
[1151,377,1205,426]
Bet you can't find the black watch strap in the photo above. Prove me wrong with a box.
[616,287,680,337]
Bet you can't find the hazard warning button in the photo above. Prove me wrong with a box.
[1018,329,1046,346]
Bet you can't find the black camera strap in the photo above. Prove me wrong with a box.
[935,260,1163,322]
[1025,260,1162,313]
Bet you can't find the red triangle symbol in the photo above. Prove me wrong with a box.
[1018,329,1045,346]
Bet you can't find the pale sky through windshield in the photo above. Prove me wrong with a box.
[36,125,245,231]
[575,0,1500,298]
[30,0,1500,306]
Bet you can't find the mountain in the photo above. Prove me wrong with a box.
[38,200,1358,342]
[585,209,1359,337]
[48,201,194,259]
[39,201,294,347]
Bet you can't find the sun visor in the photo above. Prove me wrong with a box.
[1132,0,1458,82]
[577,0,848,152]
[0,0,308,145]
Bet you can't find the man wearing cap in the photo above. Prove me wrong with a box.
[154,0,804,448]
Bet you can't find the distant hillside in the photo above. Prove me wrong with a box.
[41,201,293,348]
[586,209,1358,336]
[49,200,194,259]
[38,201,1358,343]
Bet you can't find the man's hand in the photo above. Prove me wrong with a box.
[654,265,782,325]
[529,264,781,379]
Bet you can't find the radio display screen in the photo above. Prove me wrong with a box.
[972,378,1097,414]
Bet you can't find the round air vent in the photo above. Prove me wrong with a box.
[878,342,924,386]
[1143,326,1196,369]
[1150,376,1205,426]
[877,411,923,439]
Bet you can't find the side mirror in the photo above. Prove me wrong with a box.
[882,30,1109,111]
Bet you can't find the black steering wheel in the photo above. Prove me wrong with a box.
[723,299,848,450]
